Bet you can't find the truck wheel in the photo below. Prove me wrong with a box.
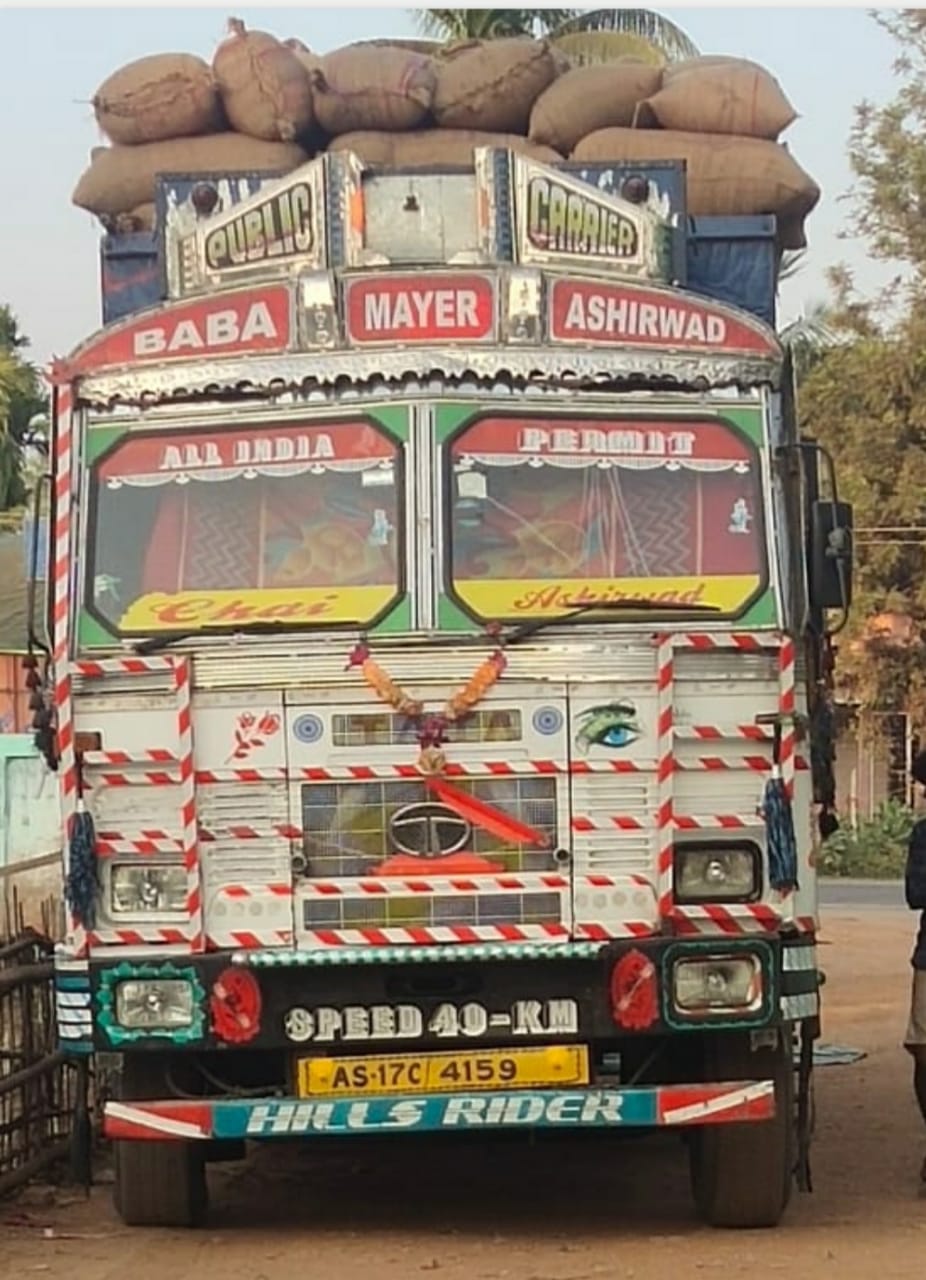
[689,1031,794,1229]
[112,1056,208,1228]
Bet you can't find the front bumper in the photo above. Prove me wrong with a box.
[83,936,794,1053]
[104,1079,776,1142]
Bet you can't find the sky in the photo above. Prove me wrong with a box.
[0,4,902,369]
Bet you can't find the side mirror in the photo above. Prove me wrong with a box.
[810,500,853,613]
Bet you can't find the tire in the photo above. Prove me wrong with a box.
[689,1031,794,1229]
[112,1055,208,1228]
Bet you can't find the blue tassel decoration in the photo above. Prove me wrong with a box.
[65,801,99,929]
[762,772,799,893]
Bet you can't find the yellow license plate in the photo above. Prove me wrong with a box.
[296,1044,589,1098]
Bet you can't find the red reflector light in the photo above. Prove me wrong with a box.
[610,949,659,1031]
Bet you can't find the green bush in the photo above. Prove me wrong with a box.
[819,799,913,878]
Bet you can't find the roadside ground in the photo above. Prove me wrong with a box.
[1,909,923,1280]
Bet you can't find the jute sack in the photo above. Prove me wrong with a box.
[634,56,796,140]
[212,19,314,141]
[330,129,561,167]
[433,38,559,133]
[346,38,442,56]
[106,203,157,234]
[72,134,308,216]
[313,44,436,135]
[93,53,222,146]
[662,54,757,83]
[529,61,662,153]
[283,38,323,79]
[571,128,818,247]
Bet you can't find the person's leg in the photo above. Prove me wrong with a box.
[904,970,926,1179]
[915,1054,926,1126]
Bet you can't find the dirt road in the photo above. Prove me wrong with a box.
[2,910,924,1280]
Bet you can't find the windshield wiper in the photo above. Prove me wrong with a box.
[133,602,720,655]
[503,598,721,646]
[132,620,340,656]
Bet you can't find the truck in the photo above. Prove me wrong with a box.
[29,143,852,1230]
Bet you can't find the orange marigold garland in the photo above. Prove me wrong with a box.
[345,643,423,719]
[346,641,507,774]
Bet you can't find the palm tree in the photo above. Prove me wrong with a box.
[418,10,573,40]
[779,301,841,382]
[549,9,699,63]
[778,250,806,284]
[417,8,699,64]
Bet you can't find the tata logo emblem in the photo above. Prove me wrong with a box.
[388,802,471,858]
[526,175,640,261]
[204,181,316,273]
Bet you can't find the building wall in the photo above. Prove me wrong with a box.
[835,731,894,822]
[0,653,29,734]
[0,733,62,936]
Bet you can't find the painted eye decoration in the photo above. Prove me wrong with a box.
[575,702,641,756]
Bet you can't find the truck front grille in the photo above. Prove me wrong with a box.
[298,777,562,933]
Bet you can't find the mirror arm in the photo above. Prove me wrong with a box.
[26,472,52,656]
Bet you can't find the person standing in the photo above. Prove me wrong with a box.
[905,751,926,1181]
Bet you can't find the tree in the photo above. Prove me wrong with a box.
[846,10,926,289]
[417,8,699,64]
[799,305,926,726]
[0,307,47,511]
[418,10,568,40]
[779,300,840,382]
[792,12,926,731]
[549,8,699,63]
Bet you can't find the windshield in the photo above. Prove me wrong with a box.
[443,412,767,621]
[83,417,404,637]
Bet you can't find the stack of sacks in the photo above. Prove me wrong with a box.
[73,22,314,230]
[72,24,818,249]
[563,55,818,248]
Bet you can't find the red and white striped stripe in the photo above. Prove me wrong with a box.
[105,1101,210,1142]
[88,927,195,948]
[571,920,655,940]
[51,387,86,958]
[572,814,646,832]
[82,749,179,766]
[674,632,767,652]
[778,636,797,797]
[88,770,181,788]
[174,658,203,952]
[74,656,176,677]
[207,930,294,950]
[673,813,764,830]
[670,903,782,935]
[198,824,302,842]
[195,761,570,784]
[676,724,772,742]
[296,922,573,948]
[95,837,184,857]
[301,873,572,896]
[218,883,293,899]
[656,634,675,922]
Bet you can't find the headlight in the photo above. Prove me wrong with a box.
[111,864,187,916]
[115,979,194,1029]
[674,845,759,903]
[673,955,763,1016]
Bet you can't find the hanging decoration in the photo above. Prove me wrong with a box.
[65,751,99,930]
[345,638,507,775]
[762,770,799,893]
[65,803,99,930]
